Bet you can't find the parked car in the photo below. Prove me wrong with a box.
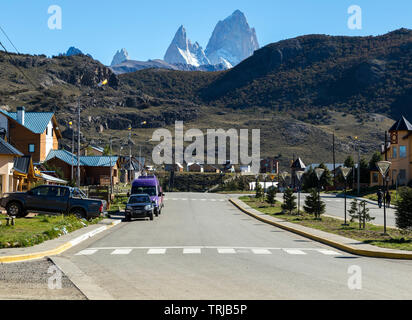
[131,175,164,216]
[124,194,155,221]
[0,185,107,219]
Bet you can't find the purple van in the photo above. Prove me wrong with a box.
[131,175,164,216]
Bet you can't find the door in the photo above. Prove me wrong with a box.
[45,186,69,213]
[26,186,51,211]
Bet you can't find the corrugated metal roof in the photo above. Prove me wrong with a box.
[0,138,23,156]
[35,172,68,184]
[45,149,79,165]
[0,109,54,134]
[46,149,118,167]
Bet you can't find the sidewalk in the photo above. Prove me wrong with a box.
[333,193,396,209]
[0,218,122,263]
[230,198,412,260]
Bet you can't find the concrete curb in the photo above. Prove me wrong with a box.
[229,198,412,260]
[0,220,121,264]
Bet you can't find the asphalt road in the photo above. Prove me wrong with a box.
[47,192,412,300]
[276,193,397,227]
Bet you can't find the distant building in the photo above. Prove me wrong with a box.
[165,163,184,173]
[86,146,104,156]
[203,164,221,173]
[370,116,412,187]
[260,158,279,174]
[187,163,204,173]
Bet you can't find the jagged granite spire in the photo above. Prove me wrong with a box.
[205,10,259,67]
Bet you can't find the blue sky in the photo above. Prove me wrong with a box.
[0,0,412,65]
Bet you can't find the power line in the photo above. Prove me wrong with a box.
[0,25,20,54]
[0,40,39,90]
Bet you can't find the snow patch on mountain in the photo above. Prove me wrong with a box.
[111,48,129,66]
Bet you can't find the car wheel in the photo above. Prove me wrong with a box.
[154,209,159,217]
[6,202,23,217]
[71,208,86,220]
[149,211,154,221]
[125,213,131,222]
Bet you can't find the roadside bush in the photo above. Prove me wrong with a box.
[395,187,412,231]
[281,188,297,214]
[255,181,264,201]
[266,186,277,207]
[303,188,325,219]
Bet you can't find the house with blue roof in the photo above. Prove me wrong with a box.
[45,149,120,186]
[0,106,62,163]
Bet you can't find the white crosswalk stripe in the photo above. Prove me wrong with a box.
[111,249,132,255]
[317,249,342,256]
[76,249,98,256]
[283,249,307,255]
[147,249,167,255]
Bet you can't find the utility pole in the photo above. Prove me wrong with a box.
[357,140,361,196]
[128,125,132,183]
[77,97,81,188]
[69,121,74,182]
[109,137,113,195]
[333,133,336,188]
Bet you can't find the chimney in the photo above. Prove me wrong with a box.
[17,106,25,125]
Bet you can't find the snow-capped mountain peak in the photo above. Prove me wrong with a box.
[111,48,129,66]
[164,26,210,67]
[205,10,259,66]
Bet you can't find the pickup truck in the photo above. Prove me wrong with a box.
[0,185,107,219]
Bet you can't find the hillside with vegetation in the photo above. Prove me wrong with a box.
[1,29,411,167]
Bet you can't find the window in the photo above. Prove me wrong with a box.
[372,173,379,184]
[400,146,407,158]
[392,147,397,159]
[31,187,49,196]
[28,144,35,153]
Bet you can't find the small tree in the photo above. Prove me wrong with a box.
[349,199,375,229]
[348,199,360,222]
[303,188,325,219]
[255,181,264,201]
[266,186,277,207]
[282,188,297,214]
[395,187,412,231]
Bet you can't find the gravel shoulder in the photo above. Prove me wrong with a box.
[0,259,86,300]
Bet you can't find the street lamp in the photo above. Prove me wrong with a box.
[376,160,391,235]
[281,171,289,191]
[263,174,268,195]
[340,166,352,226]
[314,168,325,219]
[295,170,305,215]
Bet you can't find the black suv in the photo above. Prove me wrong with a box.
[0,185,107,219]
[125,194,155,221]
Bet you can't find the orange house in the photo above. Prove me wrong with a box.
[370,116,412,187]
[0,107,61,163]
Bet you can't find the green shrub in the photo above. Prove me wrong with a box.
[303,188,325,219]
[395,187,412,231]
